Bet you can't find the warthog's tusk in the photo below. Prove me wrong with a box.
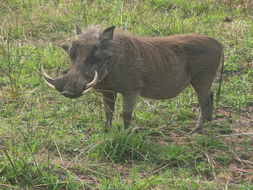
[82,71,98,95]
[86,71,98,88]
[41,66,56,90]
[82,87,93,95]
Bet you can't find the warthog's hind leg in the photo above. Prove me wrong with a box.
[190,76,215,134]
[190,91,214,134]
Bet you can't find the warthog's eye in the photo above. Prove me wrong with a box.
[91,45,102,60]
[84,46,100,65]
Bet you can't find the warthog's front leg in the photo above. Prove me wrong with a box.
[102,91,117,132]
[122,92,139,129]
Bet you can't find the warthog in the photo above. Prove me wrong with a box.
[42,25,224,133]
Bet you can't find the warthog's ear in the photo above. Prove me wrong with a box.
[61,44,69,52]
[99,26,115,43]
[75,26,82,35]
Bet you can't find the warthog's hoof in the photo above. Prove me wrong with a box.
[189,125,203,134]
[103,127,109,133]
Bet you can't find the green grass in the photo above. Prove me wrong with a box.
[1,0,253,189]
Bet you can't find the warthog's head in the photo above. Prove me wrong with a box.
[42,26,116,98]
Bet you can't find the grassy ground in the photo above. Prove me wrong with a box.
[0,0,253,189]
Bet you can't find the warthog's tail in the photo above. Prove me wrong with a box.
[216,50,224,103]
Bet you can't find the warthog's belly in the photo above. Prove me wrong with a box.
[140,76,191,100]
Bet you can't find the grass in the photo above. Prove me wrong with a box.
[1,0,253,189]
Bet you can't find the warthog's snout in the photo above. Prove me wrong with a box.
[41,66,98,98]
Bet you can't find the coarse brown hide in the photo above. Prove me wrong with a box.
[42,25,224,132]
